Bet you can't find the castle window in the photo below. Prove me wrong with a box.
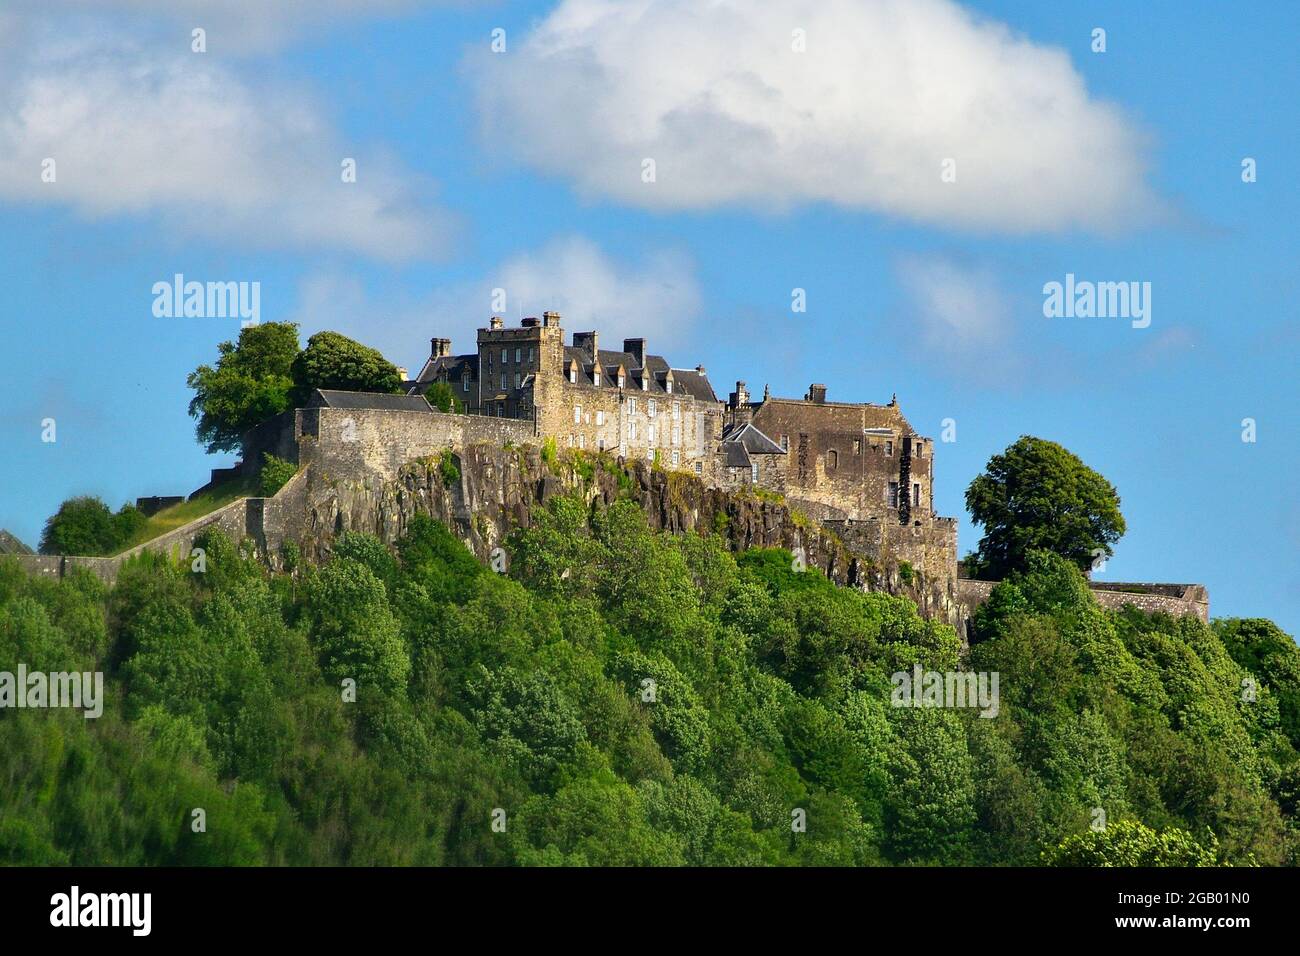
[885,440,893,457]
[514,373,520,389]
[515,347,521,363]
[671,425,680,446]
[913,483,921,507]
[751,463,759,484]
[596,410,604,426]
[501,372,507,389]
[666,380,673,394]
[780,434,789,451]
[672,402,680,420]
[628,397,637,416]
[593,368,601,386]
[568,366,577,384]
[629,421,638,441]
[828,449,838,470]
[888,481,899,508]
[579,435,585,449]
[694,462,702,475]
[528,347,535,363]
[648,399,657,418]
[598,439,605,451]
[672,450,680,466]
[463,377,469,392]
[853,439,861,455]
[648,424,656,445]
[574,404,582,424]
[501,348,507,363]
[641,373,648,391]
[618,372,626,388]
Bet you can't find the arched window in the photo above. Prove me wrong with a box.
[828,449,838,470]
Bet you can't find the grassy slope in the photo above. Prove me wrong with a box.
[115,474,256,554]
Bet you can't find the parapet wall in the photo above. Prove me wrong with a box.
[956,577,1210,626]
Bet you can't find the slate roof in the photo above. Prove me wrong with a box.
[309,389,434,412]
[415,353,478,384]
[562,347,717,401]
[721,422,786,455]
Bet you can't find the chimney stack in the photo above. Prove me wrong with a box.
[489,316,504,330]
[542,310,562,328]
[573,330,599,364]
[430,337,451,359]
[807,383,827,404]
[732,380,749,407]
[623,337,647,369]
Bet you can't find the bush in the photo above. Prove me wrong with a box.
[260,453,298,497]
[39,496,146,556]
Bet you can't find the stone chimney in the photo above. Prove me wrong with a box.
[623,337,647,369]
[573,330,599,364]
[695,364,706,375]
[489,316,504,330]
[543,310,562,328]
[732,380,749,407]
[430,337,451,360]
[807,383,827,404]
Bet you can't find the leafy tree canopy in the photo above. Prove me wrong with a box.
[39,496,146,556]
[965,435,1125,580]
[290,331,403,406]
[186,322,300,454]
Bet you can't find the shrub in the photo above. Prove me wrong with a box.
[260,453,298,497]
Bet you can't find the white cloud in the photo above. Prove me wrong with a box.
[10,1,481,53]
[895,255,1011,352]
[0,25,454,261]
[291,236,704,371]
[470,0,1163,233]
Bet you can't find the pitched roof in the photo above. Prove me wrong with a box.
[415,353,478,384]
[309,389,434,412]
[560,346,717,401]
[722,422,786,455]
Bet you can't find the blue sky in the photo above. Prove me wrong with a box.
[1,0,1296,635]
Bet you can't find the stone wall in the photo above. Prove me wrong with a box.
[956,577,1210,628]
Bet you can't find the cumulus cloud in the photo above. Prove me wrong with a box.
[0,24,454,261]
[291,236,704,370]
[470,0,1163,233]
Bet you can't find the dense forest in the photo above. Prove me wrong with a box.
[2,494,1298,865]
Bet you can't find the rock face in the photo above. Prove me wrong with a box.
[280,442,965,630]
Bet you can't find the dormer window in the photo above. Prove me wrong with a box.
[617,371,626,388]
[568,361,578,385]
[641,373,648,391]
[593,368,601,387]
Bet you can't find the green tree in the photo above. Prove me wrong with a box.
[424,382,460,413]
[1044,819,1218,866]
[39,496,144,556]
[965,435,1126,579]
[290,331,403,405]
[186,322,299,454]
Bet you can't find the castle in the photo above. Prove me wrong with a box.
[410,312,958,590]
[11,309,1211,630]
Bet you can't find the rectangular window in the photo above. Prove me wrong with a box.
[596,410,604,426]
[751,463,759,484]
[672,450,680,466]
[629,421,638,440]
[574,405,582,424]
[666,380,673,394]
[888,481,899,508]
[885,440,894,457]
[598,438,605,451]
[672,402,680,420]
[579,435,585,449]
[617,373,625,388]
[514,373,520,389]
[648,399,657,418]
[780,434,789,452]
[593,369,601,386]
[671,425,680,446]
[913,483,921,507]
[853,439,861,455]
[463,378,469,392]
[501,348,507,363]
[694,462,702,475]
[515,347,521,363]
[528,347,535,363]
[648,424,656,445]
[915,441,923,458]
[628,398,637,416]
[500,372,507,389]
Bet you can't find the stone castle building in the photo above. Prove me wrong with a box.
[411,313,957,588]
